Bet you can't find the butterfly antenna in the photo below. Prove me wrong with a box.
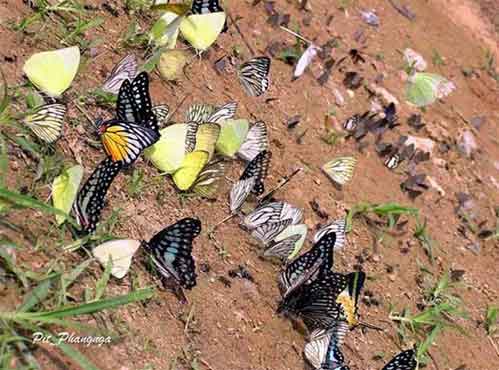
[74,103,97,127]
[259,167,303,204]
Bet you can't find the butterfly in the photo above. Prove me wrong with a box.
[98,120,160,165]
[116,72,159,132]
[304,322,349,370]
[263,233,302,260]
[186,103,215,123]
[322,156,357,186]
[152,104,170,127]
[250,218,292,245]
[229,150,271,213]
[207,101,237,124]
[23,46,80,97]
[243,201,302,230]
[191,0,228,32]
[277,270,351,331]
[313,218,346,246]
[343,111,376,134]
[190,158,225,198]
[279,232,338,293]
[381,349,416,370]
[101,54,138,95]
[185,122,221,158]
[237,121,269,161]
[384,152,400,169]
[23,103,66,143]
[275,223,308,260]
[92,239,141,279]
[142,217,202,289]
[180,3,226,51]
[72,158,122,235]
[238,57,271,97]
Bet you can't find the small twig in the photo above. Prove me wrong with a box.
[358,321,385,331]
[227,11,255,55]
[489,335,499,358]
[209,213,237,235]
[74,103,96,126]
[259,167,303,204]
[199,357,216,370]
[183,303,195,337]
[279,25,316,46]
[168,94,190,120]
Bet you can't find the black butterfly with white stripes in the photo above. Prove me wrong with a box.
[143,218,202,290]
[115,72,159,132]
[72,158,123,235]
[304,322,349,370]
[238,57,271,97]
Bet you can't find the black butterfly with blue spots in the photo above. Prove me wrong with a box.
[143,218,202,289]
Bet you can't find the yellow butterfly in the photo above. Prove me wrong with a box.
[23,46,80,97]
[173,150,209,191]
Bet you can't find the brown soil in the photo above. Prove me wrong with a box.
[1,1,498,370]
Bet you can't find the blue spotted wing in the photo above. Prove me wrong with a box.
[240,149,271,195]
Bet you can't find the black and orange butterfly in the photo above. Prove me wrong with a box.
[98,72,159,165]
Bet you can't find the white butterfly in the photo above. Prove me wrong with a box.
[322,156,357,186]
[92,239,141,279]
[207,101,237,124]
[237,121,268,161]
[23,103,66,143]
[102,54,138,95]
[313,218,346,248]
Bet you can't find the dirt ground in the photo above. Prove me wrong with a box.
[1,0,498,369]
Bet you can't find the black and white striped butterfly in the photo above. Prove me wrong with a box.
[191,0,228,32]
[191,158,225,199]
[185,103,214,124]
[250,218,292,245]
[279,233,338,293]
[313,218,346,246]
[277,270,351,331]
[243,201,302,230]
[237,121,269,162]
[229,150,271,213]
[381,349,416,370]
[72,158,123,235]
[304,322,349,370]
[102,54,138,95]
[238,57,271,97]
[116,72,158,132]
[384,152,400,169]
[143,217,202,290]
[23,103,66,143]
[263,233,301,260]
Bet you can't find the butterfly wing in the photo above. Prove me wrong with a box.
[242,202,284,229]
[251,218,292,245]
[144,217,202,289]
[100,120,160,165]
[192,158,225,198]
[229,177,256,213]
[237,121,268,161]
[152,104,170,127]
[263,234,301,260]
[23,103,66,143]
[102,54,138,94]
[305,322,349,370]
[335,271,366,327]
[92,239,141,279]
[381,349,416,370]
[191,0,228,32]
[238,57,271,97]
[322,157,357,186]
[173,150,209,191]
[207,101,237,124]
[185,103,214,123]
[313,218,346,247]
[72,158,122,234]
[240,149,271,195]
[280,232,338,292]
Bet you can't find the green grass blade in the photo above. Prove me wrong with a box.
[93,258,112,301]
[18,277,55,312]
[0,187,78,227]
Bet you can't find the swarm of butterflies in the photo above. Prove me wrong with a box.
[18,0,417,368]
